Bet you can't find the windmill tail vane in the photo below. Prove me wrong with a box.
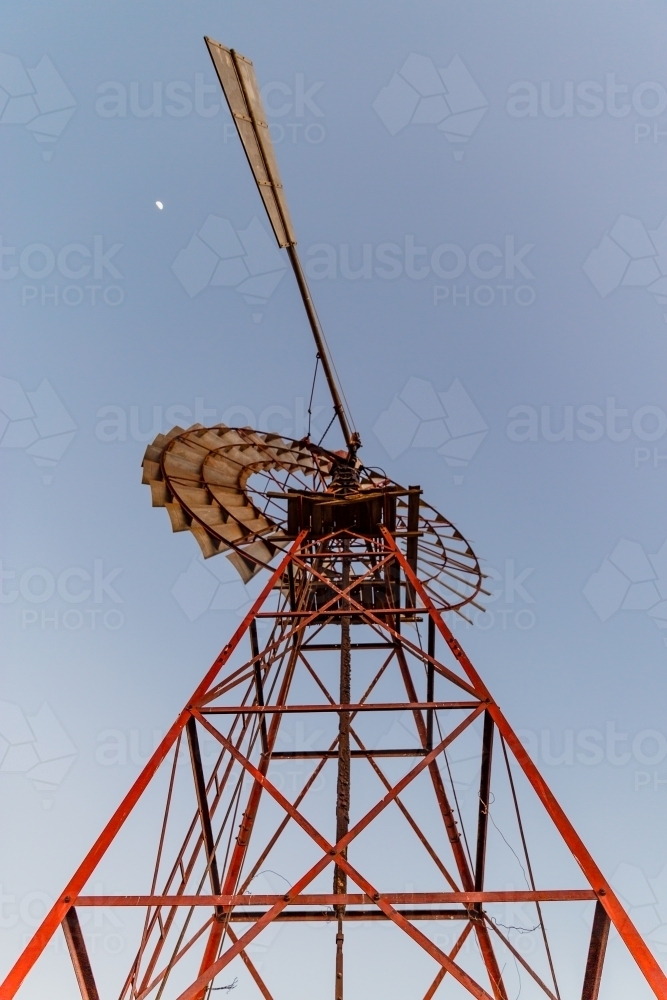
[3,36,666,1000]
[203,37,357,458]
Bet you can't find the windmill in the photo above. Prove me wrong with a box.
[2,37,666,1000]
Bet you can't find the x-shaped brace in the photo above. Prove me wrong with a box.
[175,705,492,1000]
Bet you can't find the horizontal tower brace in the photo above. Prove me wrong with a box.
[73,890,598,907]
[270,749,427,758]
[200,701,481,714]
[221,909,471,921]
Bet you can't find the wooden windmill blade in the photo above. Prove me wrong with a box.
[205,39,296,248]
[141,423,320,580]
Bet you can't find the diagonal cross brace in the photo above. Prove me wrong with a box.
[289,548,479,695]
[383,526,667,1000]
[192,706,482,872]
[393,643,507,999]
[198,548,403,704]
[184,707,492,1000]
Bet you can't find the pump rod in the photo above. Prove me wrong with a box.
[286,246,355,450]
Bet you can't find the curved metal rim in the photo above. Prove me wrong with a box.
[155,425,484,611]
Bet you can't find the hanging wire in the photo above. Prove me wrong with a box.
[247,870,292,889]
[514,957,522,1000]
[484,791,531,889]
[211,978,238,992]
[317,409,338,447]
[417,640,543,994]
[207,612,303,997]
[441,743,475,872]
[360,463,389,480]
[128,733,183,998]
[307,353,320,439]
[157,703,257,1000]
[499,735,562,1000]
[488,915,539,935]
[308,293,357,436]
[414,618,475,872]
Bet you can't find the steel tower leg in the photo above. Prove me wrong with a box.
[61,908,100,1000]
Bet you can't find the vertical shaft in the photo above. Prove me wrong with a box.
[426,615,435,752]
[475,712,494,892]
[186,717,222,898]
[334,543,351,1000]
[249,620,269,756]
[287,561,297,611]
[335,919,344,1000]
[405,486,421,609]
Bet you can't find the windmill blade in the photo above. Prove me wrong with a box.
[205,38,296,248]
[142,423,326,581]
[204,36,357,451]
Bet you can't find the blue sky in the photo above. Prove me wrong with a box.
[2,1,667,996]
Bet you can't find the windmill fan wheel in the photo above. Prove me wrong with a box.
[142,423,484,614]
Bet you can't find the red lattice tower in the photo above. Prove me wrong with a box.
[3,37,665,1000]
